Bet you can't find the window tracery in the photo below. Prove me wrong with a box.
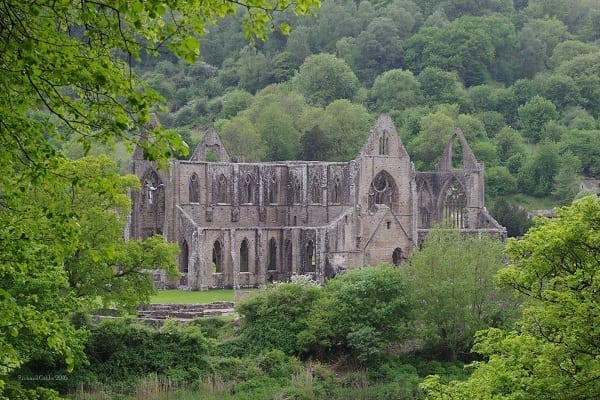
[444,179,467,228]
[368,172,395,210]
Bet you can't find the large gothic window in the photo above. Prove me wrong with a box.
[444,179,467,228]
[311,175,320,204]
[242,174,254,204]
[305,240,316,272]
[212,240,223,273]
[240,239,249,273]
[180,241,189,273]
[189,173,200,203]
[368,171,396,210]
[268,238,277,271]
[216,174,228,203]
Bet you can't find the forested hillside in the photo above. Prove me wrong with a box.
[113,0,600,228]
[2,1,600,399]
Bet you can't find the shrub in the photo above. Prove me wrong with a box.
[300,265,413,366]
[235,283,323,355]
[74,319,215,390]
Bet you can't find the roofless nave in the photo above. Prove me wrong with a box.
[129,114,505,289]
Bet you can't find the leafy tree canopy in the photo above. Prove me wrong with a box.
[422,196,600,400]
[0,0,320,396]
[403,229,518,361]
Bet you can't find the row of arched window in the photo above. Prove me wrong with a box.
[189,172,343,205]
[179,237,317,274]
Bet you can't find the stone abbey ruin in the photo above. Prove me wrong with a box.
[129,114,505,289]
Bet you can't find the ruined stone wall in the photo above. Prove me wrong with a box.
[129,115,506,290]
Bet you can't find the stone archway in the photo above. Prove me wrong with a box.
[212,240,223,273]
[392,247,403,266]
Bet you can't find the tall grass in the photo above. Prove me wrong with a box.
[70,375,193,400]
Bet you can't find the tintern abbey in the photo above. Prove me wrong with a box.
[129,114,506,289]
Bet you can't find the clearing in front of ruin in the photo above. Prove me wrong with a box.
[150,289,236,304]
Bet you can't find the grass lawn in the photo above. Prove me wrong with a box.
[150,289,237,304]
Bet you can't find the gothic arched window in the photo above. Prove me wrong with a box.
[293,176,302,204]
[212,240,223,273]
[305,240,316,272]
[311,175,320,204]
[285,240,293,273]
[242,174,254,204]
[268,238,277,271]
[392,247,403,266]
[268,174,278,204]
[418,183,433,228]
[332,176,341,204]
[189,173,200,203]
[368,171,396,210]
[216,174,227,203]
[240,239,249,273]
[141,169,165,238]
[378,130,389,155]
[180,241,189,273]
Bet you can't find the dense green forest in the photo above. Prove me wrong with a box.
[122,0,600,223]
[1,0,600,399]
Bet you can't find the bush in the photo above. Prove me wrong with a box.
[235,283,323,355]
[73,319,215,390]
[301,265,413,366]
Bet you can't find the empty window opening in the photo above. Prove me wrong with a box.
[332,176,341,204]
[285,240,293,273]
[268,238,277,271]
[268,175,278,204]
[311,175,320,203]
[368,171,396,210]
[293,176,302,204]
[392,248,403,266]
[306,240,316,272]
[180,240,189,273]
[212,240,223,273]
[189,173,200,203]
[240,239,249,273]
[243,174,254,204]
[216,174,227,203]
[444,179,467,228]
